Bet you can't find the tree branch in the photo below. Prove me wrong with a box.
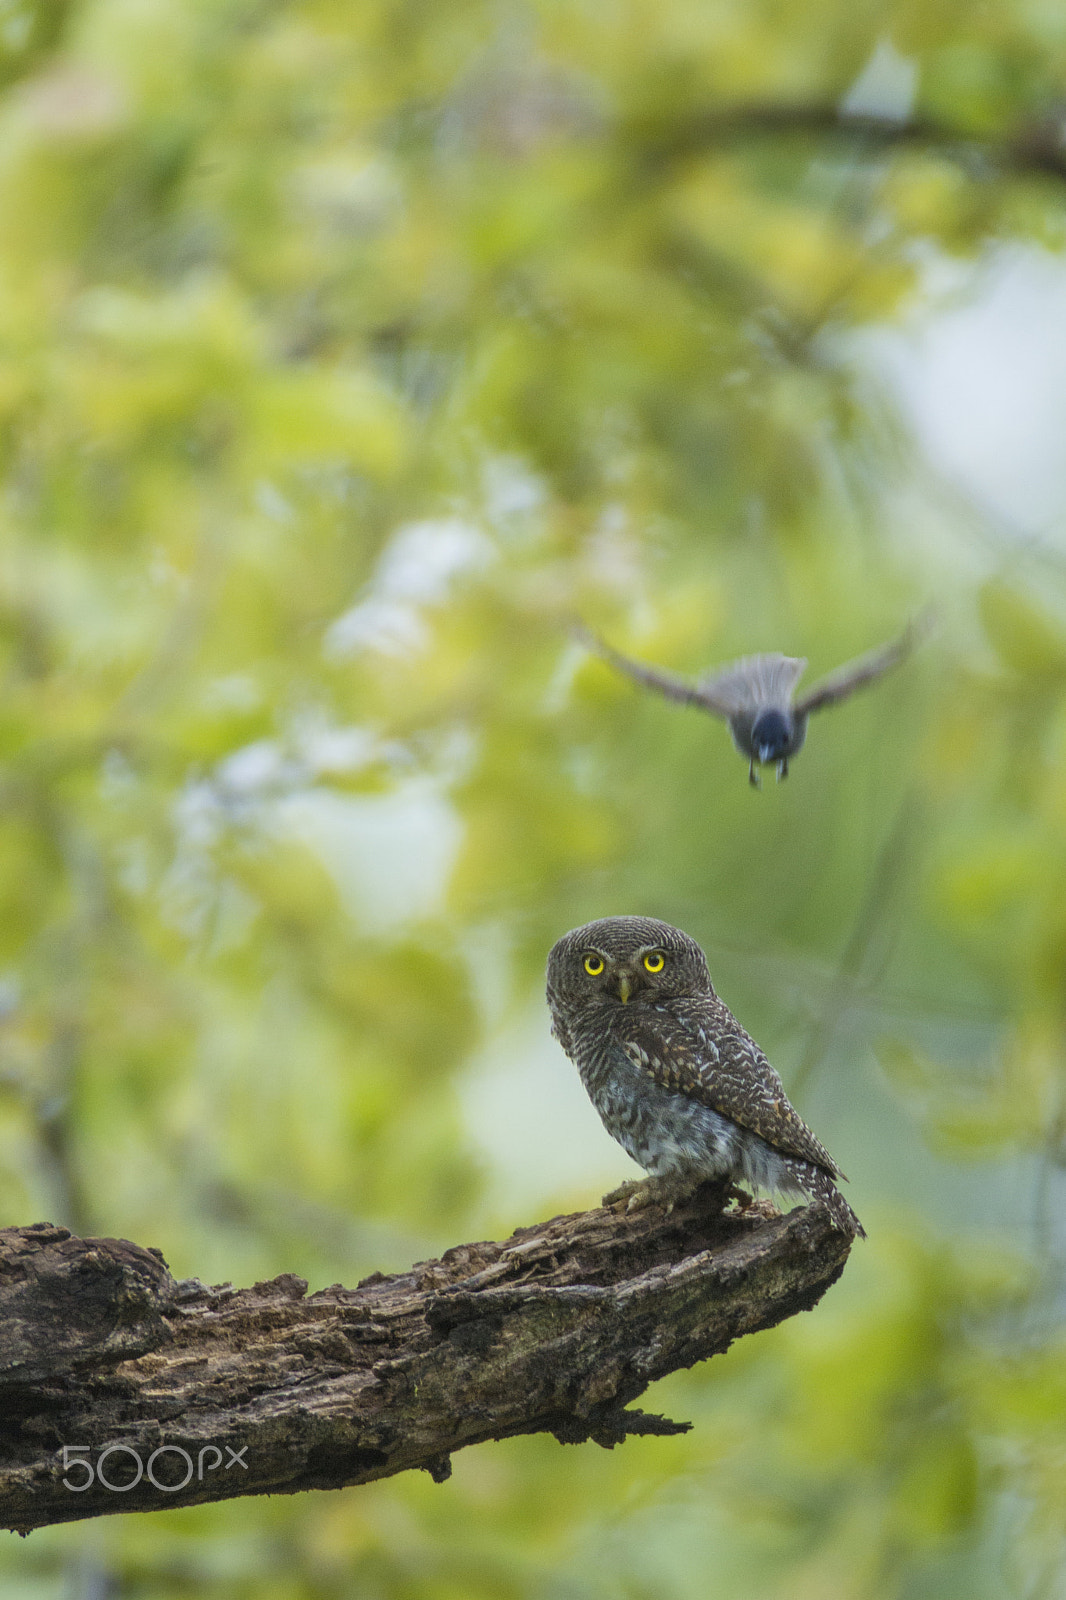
[0,1190,856,1533]
[629,103,1066,188]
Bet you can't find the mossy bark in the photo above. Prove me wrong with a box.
[0,1189,854,1533]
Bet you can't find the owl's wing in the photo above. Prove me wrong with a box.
[574,625,738,719]
[698,654,808,713]
[619,1000,842,1178]
[794,616,927,716]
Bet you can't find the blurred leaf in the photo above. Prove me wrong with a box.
[979,579,1066,679]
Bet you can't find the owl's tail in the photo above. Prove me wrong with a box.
[783,1157,866,1240]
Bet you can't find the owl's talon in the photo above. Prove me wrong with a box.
[603,1175,702,1214]
[601,1178,649,1212]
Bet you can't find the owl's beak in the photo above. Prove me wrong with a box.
[617,973,632,1005]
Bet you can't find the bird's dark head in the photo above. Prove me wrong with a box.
[750,707,793,764]
[546,916,712,1017]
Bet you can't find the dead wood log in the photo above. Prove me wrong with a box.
[0,1187,856,1533]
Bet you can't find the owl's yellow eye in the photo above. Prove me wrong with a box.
[583,954,605,976]
[643,952,665,973]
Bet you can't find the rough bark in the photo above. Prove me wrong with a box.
[0,1187,856,1534]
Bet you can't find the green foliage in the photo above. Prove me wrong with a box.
[1,0,1066,1595]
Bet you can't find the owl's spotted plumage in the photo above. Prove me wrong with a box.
[546,915,863,1237]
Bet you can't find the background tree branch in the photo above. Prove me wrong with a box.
[0,1193,855,1534]
[629,103,1066,186]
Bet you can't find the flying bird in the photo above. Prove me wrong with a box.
[546,915,863,1235]
[575,618,925,786]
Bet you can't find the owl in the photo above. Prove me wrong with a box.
[546,915,863,1236]
[575,617,925,786]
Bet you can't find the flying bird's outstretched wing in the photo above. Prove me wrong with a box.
[574,625,739,719]
[794,616,928,716]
